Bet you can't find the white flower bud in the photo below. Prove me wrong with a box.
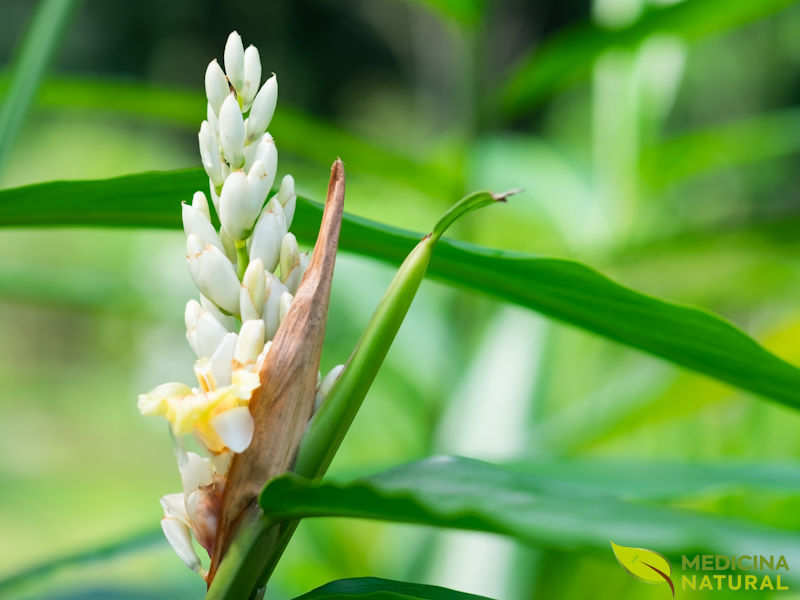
[253,134,278,180]
[208,332,237,388]
[211,406,254,453]
[219,170,259,241]
[234,319,265,365]
[186,301,229,358]
[199,121,224,187]
[276,174,296,228]
[247,159,275,215]
[207,103,218,137]
[246,75,277,141]
[315,364,344,411]
[242,258,266,309]
[224,31,245,94]
[178,450,214,494]
[249,203,285,272]
[262,272,288,340]
[240,286,260,321]
[205,59,229,115]
[184,299,203,332]
[219,94,246,168]
[241,45,261,107]
[200,294,238,331]
[279,233,299,281]
[283,251,308,295]
[186,234,240,315]
[192,191,211,220]
[160,493,189,524]
[278,290,293,323]
[162,517,203,573]
[182,201,222,253]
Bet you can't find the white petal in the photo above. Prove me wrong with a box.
[205,59,228,115]
[249,208,285,272]
[186,235,240,315]
[219,94,245,169]
[211,406,254,453]
[241,45,261,106]
[199,121,223,187]
[276,174,296,228]
[262,273,287,340]
[279,233,299,282]
[219,170,257,241]
[246,159,275,215]
[242,258,266,309]
[319,364,344,398]
[253,134,278,179]
[161,518,202,573]
[160,493,189,524]
[246,75,277,140]
[179,451,214,494]
[239,287,260,321]
[209,332,237,388]
[137,382,191,416]
[191,311,229,358]
[182,202,222,252]
[200,294,238,331]
[235,319,265,365]
[184,299,203,332]
[192,191,211,221]
[224,31,245,93]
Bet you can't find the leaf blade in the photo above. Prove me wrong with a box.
[292,577,494,600]
[1,171,799,407]
[259,456,800,559]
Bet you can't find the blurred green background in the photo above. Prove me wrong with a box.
[3,0,800,598]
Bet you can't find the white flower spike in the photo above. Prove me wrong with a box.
[139,31,306,577]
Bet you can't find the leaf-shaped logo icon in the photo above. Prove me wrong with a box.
[610,541,675,598]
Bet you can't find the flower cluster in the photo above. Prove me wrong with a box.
[137,31,340,576]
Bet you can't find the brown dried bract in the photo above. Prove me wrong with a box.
[207,159,345,581]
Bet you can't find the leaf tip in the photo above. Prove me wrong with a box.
[492,188,521,203]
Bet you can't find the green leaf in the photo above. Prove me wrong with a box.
[260,457,800,559]
[499,0,796,116]
[502,460,800,501]
[641,108,800,190]
[0,527,162,595]
[293,577,493,600]
[1,170,800,408]
[0,75,457,198]
[0,0,79,172]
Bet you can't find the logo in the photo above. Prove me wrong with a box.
[611,541,675,598]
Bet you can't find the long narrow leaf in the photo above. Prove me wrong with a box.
[0,0,78,172]
[499,0,796,116]
[641,108,800,190]
[293,577,493,600]
[0,171,799,408]
[0,75,457,198]
[260,457,800,560]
